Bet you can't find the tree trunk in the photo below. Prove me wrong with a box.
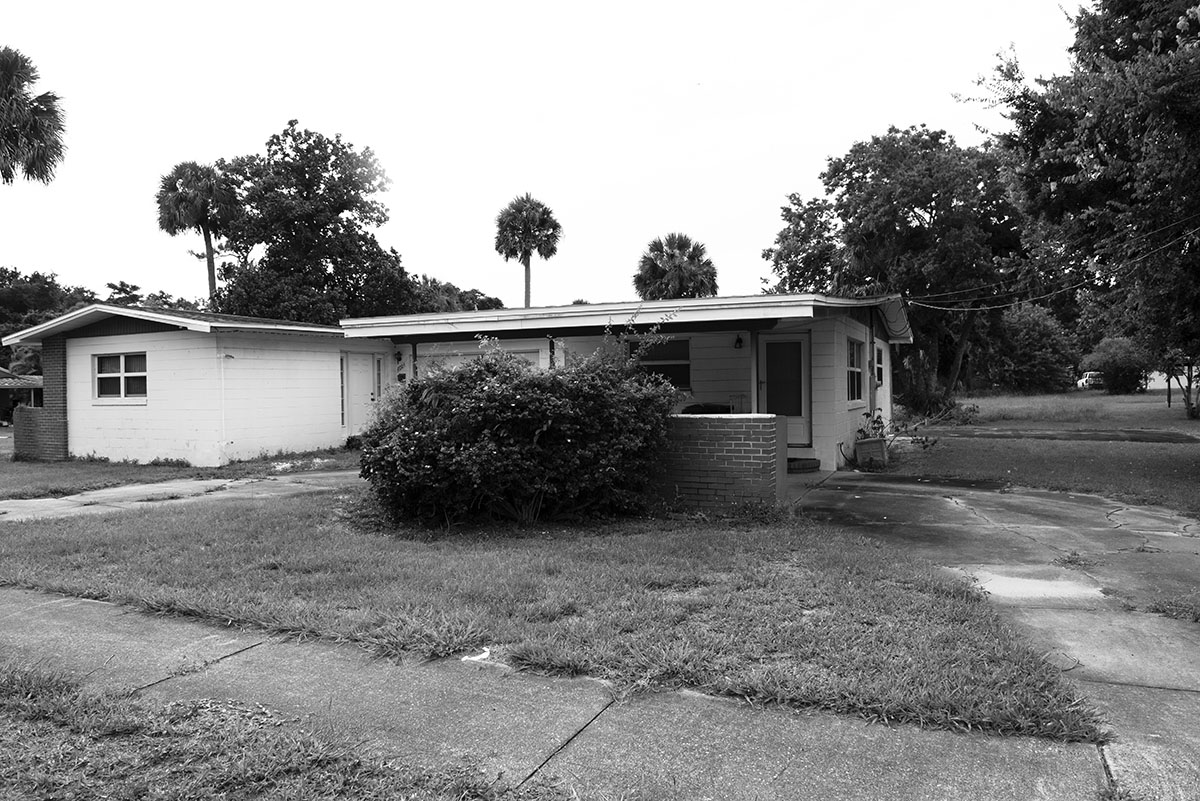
[523,253,531,308]
[943,309,977,400]
[202,224,217,301]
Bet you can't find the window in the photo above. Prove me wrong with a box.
[875,345,886,386]
[632,339,691,388]
[95,353,147,399]
[847,340,863,403]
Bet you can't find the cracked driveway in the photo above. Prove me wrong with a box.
[798,473,1200,801]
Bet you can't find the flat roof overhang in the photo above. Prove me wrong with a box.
[342,293,913,345]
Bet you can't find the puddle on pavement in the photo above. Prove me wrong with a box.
[974,572,1104,601]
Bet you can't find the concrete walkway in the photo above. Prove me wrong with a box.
[797,473,1200,801]
[4,469,1196,798]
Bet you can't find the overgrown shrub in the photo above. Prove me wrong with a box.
[359,339,679,525]
[1081,337,1151,394]
[988,305,1076,393]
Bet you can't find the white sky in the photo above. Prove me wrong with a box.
[2,1,1080,311]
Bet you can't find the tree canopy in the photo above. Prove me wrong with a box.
[0,47,65,185]
[0,267,94,372]
[997,0,1200,415]
[633,233,718,300]
[763,126,1026,412]
[494,194,562,308]
[156,161,235,301]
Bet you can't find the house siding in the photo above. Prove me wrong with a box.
[656,414,784,509]
[64,330,394,466]
[12,336,68,461]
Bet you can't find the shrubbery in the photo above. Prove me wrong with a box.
[359,339,679,525]
[1081,337,1151,394]
[988,305,1076,393]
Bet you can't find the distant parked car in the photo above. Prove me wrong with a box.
[1077,371,1104,389]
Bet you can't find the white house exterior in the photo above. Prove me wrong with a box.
[343,293,912,470]
[2,305,396,466]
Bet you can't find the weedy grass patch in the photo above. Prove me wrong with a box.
[0,490,1106,742]
[0,661,564,800]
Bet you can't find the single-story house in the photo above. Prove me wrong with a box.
[340,293,912,472]
[1,305,397,466]
[2,295,911,497]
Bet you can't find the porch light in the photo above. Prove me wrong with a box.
[734,335,744,349]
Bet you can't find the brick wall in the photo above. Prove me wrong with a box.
[656,414,785,510]
[13,336,68,460]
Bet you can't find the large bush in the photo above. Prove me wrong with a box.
[1081,337,1151,394]
[988,305,1077,393]
[359,340,679,525]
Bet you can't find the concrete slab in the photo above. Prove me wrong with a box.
[550,690,1103,801]
[0,587,266,690]
[1003,608,1200,692]
[1084,681,1200,801]
[151,640,613,782]
[948,565,1111,610]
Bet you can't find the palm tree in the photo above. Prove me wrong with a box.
[634,233,719,300]
[494,193,562,308]
[0,47,66,185]
[156,161,235,301]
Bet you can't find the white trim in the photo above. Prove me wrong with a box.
[341,293,912,344]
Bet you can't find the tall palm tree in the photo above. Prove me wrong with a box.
[156,161,235,301]
[494,193,562,308]
[634,233,719,300]
[0,47,66,185]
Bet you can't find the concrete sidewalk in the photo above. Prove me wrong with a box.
[798,473,1200,801]
[0,587,1101,800]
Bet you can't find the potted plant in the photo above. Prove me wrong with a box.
[854,412,889,469]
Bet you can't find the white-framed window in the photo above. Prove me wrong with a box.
[95,353,147,399]
[875,345,886,386]
[632,339,691,389]
[339,355,346,426]
[374,356,383,400]
[847,339,864,403]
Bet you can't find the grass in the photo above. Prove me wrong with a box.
[0,445,361,501]
[895,390,1200,516]
[0,489,1106,743]
[962,388,1200,433]
[0,661,566,800]
[1145,592,1200,623]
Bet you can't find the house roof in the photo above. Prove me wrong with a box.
[1,304,346,347]
[341,293,913,344]
[0,374,42,389]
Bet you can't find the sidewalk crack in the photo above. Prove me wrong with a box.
[129,640,264,695]
[516,696,617,788]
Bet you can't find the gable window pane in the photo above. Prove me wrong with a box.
[124,354,147,372]
[124,376,148,396]
[97,355,121,374]
[97,376,122,397]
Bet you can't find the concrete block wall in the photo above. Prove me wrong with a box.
[13,336,68,460]
[657,414,784,510]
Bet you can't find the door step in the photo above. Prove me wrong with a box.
[787,458,821,474]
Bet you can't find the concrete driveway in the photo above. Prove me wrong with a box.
[797,473,1200,801]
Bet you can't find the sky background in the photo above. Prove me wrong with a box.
[3,1,1081,311]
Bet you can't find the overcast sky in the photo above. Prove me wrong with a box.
[3,1,1080,311]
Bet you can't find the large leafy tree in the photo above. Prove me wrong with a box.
[211,121,419,323]
[494,194,562,308]
[155,161,235,301]
[0,47,65,185]
[633,233,719,300]
[997,1,1200,416]
[763,126,1026,412]
[1,267,94,372]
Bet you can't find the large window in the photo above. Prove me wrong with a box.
[847,339,864,403]
[95,353,147,399]
[632,339,691,389]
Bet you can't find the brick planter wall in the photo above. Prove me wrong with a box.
[656,414,785,510]
[13,336,68,461]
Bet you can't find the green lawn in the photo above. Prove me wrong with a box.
[0,446,361,501]
[0,490,1105,742]
[897,391,1200,516]
[0,661,565,800]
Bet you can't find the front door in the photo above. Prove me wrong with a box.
[757,334,812,447]
[345,352,377,434]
